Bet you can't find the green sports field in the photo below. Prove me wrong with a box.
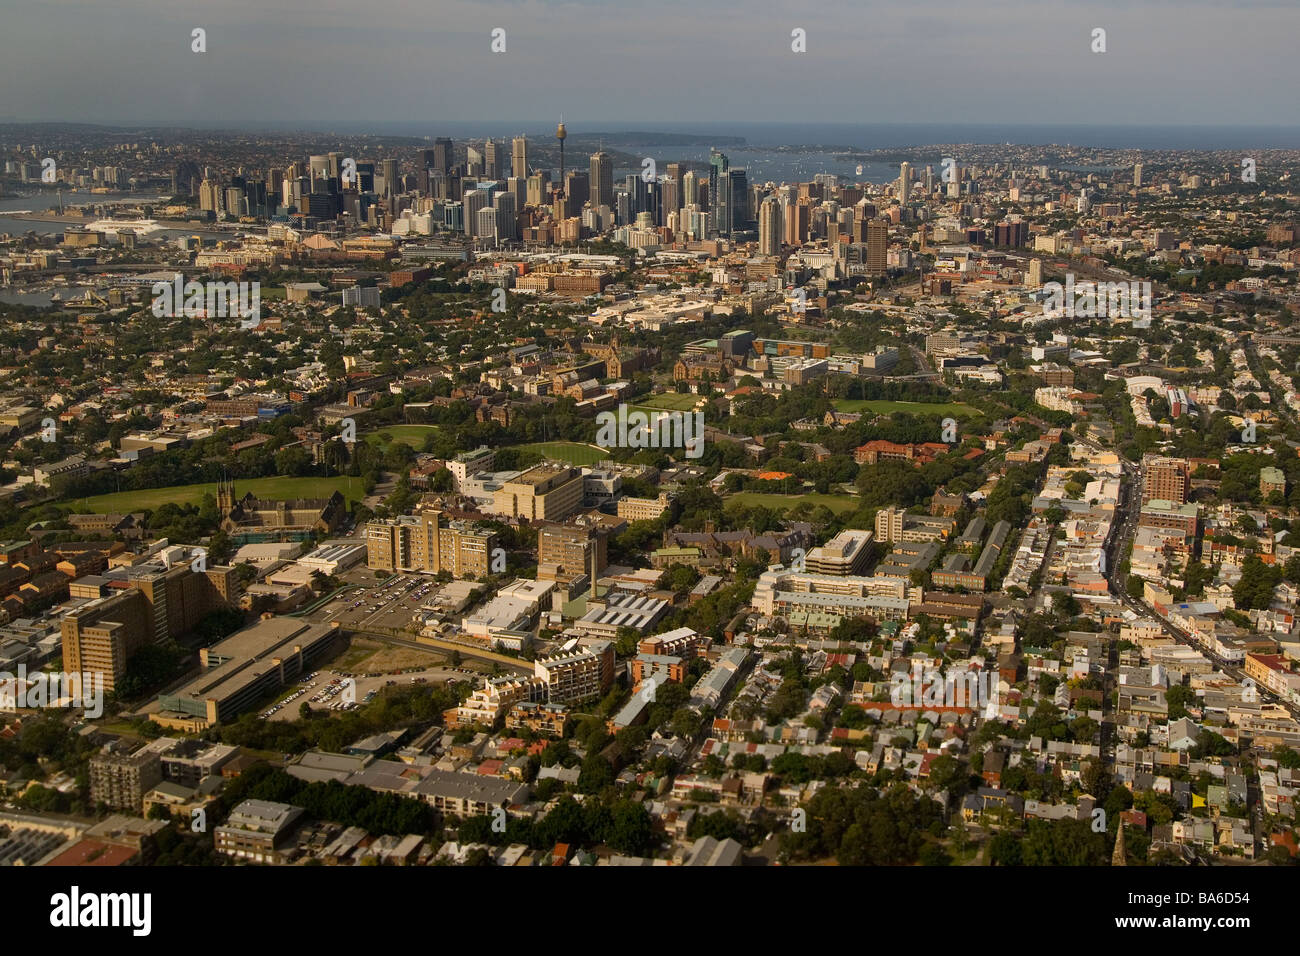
[832,399,976,418]
[508,442,610,467]
[639,393,704,411]
[364,424,440,449]
[65,476,366,514]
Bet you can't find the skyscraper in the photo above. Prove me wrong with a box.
[785,200,809,246]
[709,150,729,236]
[565,170,589,209]
[355,161,375,194]
[511,136,528,179]
[759,196,782,256]
[590,150,613,212]
[727,168,748,232]
[527,171,550,207]
[898,162,913,202]
[682,170,699,208]
[381,158,398,198]
[432,138,454,176]
[866,218,888,274]
[661,177,679,226]
[198,178,221,214]
[485,140,500,179]
[476,205,497,243]
[464,188,488,236]
[624,173,647,218]
[466,147,484,178]
[665,163,684,214]
[494,192,517,241]
[1133,163,1143,187]
[507,176,527,213]
[420,148,438,195]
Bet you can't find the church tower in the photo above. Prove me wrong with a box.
[217,479,236,515]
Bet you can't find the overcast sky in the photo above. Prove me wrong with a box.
[3,0,1296,129]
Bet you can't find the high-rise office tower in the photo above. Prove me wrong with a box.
[476,205,497,243]
[590,151,613,212]
[511,136,528,179]
[647,179,664,226]
[464,188,488,236]
[224,186,247,218]
[898,162,913,201]
[443,202,463,231]
[420,148,437,195]
[245,181,268,217]
[727,168,748,232]
[665,163,684,213]
[494,192,517,241]
[485,140,500,179]
[327,152,344,182]
[309,155,329,181]
[199,178,222,214]
[866,218,888,274]
[623,173,648,218]
[381,158,398,198]
[682,169,699,208]
[507,176,526,212]
[785,200,809,246]
[466,147,484,178]
[527,171,550,207]
[1133,163,1143,187]
[759,196,782,256]
[661,177,679,226]
[355,161,375,193]
[709,150,729,235]
[565,170,589,209]
[433,138,454,175]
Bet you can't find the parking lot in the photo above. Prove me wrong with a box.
[260,664,479,721]
[317,572,442,634]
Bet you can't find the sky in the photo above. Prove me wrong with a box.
[2,0,1297,130]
